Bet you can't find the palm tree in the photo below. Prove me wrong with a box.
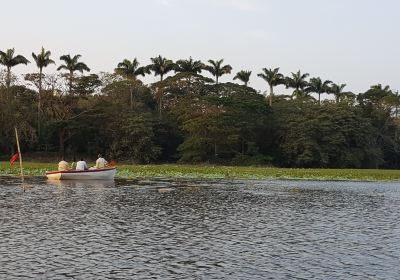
[204,59,232,85]
[234,70,252,86]
[148,55,175,81]
[257,68,284,106]
[329,83,349,102]
[115,58,150,79]
[306,77,332,105]
[0,48,30,88]
[285,70,310,99]
[57,54,90,94]
[32,47,55,137]
[115,58,150,110]
[175,57,204,75]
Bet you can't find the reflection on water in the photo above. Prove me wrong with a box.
[0,177,400,279]
[47,179,116,188]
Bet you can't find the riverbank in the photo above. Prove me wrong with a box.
[1,161,400,181]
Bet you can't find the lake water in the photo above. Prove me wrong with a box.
[0,177,399,279]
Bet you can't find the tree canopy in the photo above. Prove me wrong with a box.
[1,49,400,169]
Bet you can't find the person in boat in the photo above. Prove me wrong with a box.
[76,158,88,171]
[95,154,108,169]
[71,157,77,170]
[58,158,70,171]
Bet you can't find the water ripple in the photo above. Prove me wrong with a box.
[0,177,399,279]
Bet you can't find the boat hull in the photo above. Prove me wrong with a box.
[46,168,116,180]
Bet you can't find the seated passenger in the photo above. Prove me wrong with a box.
[95,154,108,169]
[76,158,88,171]
[70,157,77,170]
[58,159,70,171]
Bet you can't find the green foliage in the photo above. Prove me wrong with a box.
[4,161,400,181]
[148,55,175,81]
[175,57,204,74]
[108,113,161,163]
[274,101,384,168]
[204,59,232,84]
[115,58,150,79]
[1,54,400,171]
[73,74,102,96]
[285,70,310,98]
[306,77,331,104]
[57,54,90,74]
[258,67,285,106]
[176,83,269,163]
[234,70,252,86]
[328,83,354,103]
[32,47,55,71]
[57,54,90,94]
[0,48,30,88]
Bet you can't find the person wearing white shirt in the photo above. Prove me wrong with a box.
[76,158,88,171]
[96,154,108,169]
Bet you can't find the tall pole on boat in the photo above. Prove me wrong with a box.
[15,127,24,179]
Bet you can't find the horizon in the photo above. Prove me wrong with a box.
[1,0,399,95]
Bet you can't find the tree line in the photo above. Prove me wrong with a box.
[1,47,399,169]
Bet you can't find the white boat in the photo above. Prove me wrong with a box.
[46,167,116,180]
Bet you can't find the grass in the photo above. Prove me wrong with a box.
[1,161,400,181]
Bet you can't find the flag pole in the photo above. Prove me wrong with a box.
[14,127,24,179]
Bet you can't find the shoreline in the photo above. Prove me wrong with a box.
[1,162,400,182]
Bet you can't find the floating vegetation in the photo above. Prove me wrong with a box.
[1,162,400,181]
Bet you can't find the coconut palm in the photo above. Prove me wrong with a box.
[306,77,332,105]
[115,58,150,79]
[204,59,232,85]
[257,68,285,106]
[285,70,310,99]
[115,58,150,110]
[148,55,175,81]
[32,47,55,136]
[57,54,90,94]
[175,57,204,74]
[234,70,252,86]
[0,48,30,88]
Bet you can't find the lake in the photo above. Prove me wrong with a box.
[0,177,399,279]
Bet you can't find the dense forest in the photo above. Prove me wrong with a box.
[1,48,399,168]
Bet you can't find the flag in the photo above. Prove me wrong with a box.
[10,152,19,166]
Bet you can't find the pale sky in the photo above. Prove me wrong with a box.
[1,0,399,95]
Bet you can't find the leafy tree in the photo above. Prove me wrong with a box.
[57,54,90,95]
[108,113,161,163]
[285,70,310,99]
[274,101,383,168]
[358,84,392,107]
[32,47,55,136]
[176,83,268,163]
[258,67,285,106]
[306,77,332,105]
[204,59,232,85]
[234,70,252,86]
[386,90,400,118]
[0,86,38,155]
[103,79,155,112]
[73,74,102,96]
[0,48,29,89]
